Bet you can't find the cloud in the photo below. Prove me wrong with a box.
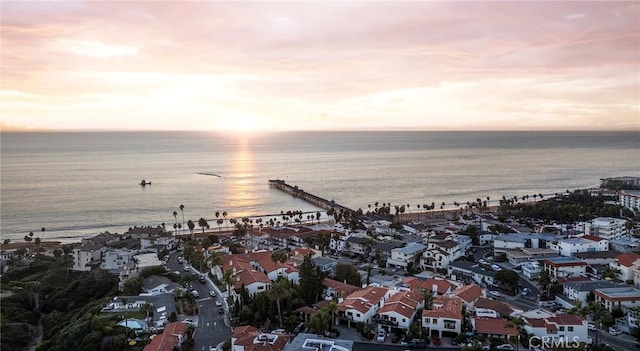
[1,1,638,131]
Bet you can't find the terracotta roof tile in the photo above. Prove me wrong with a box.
[474,317,518,336]
[615,253,640,267]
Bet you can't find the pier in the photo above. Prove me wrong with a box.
[268,179,352,212]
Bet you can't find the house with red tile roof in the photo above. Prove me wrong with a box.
[472,317,518,342]
[474,297,521,318]
[422,296,464,338]
[609,252,640,281]
[375,289,423,330]
[231,325,291,351]
[522,313,590,345]
[219,254,272,297]
[452,284,484,310]
[323,278,361,299]
[337,285,394,325]
[402,276,455,296]
[143,322,187,351]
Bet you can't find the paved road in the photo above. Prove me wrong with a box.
[589,329,639,350]
[353,342,461,351]
[166,252,231,351]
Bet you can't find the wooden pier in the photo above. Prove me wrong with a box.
[268,179,352,212]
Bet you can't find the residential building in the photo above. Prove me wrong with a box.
[323,278,360,299]
[472,317,518,342]
[422,296,464,337]
[503,248,558,266]
[143,322,187,351]
[522,261,541,280]
[555,237,609,257]
[609,253,640,282]
[448,260,497,287]
[311,256,337,275]
[101,248,136,272]
[474,297,520,318]
[611,236,640,253]
[231,325,291,351]
[285,333,353,351]
[452,284,484,311]
[543,257,588,279]
[633,258,640,289]
[402,276,455,296]
[344,236,371,256]
[559,280,622,308]
[337,286,393,325]
[376,289,423,330]
[387,243,427,269]
[620,189,640,213]
[72,244,103,271]
[522,314,590,345]
[586,217,629,240]
[594,286,640,312]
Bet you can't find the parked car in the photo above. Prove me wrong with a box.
[588,323,597,330]
[209,291,216,297]
[479,259,488,265]
[183,266,190,271]
[497,344,514,350]
[489,290,502,297]
[376,330,386,343]
[608,327,622,336]
[215,301,222,307]
[491,264,502,271]
[191,290,199,298]
[405,340,428,348]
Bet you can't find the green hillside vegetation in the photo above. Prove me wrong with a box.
[1,254,131,351]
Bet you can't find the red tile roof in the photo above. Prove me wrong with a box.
[615,253,640,267]
[403,277,454,294]
[422,296,463,320]
[474,317,518,336]
[582,235,606,242]
[323,278,361,297]
[338,286,389,314]
[474,297,516,317]
[378,290,422,318]
[143,322,187,351]
[453,284,483,303]
[547,314,584,326]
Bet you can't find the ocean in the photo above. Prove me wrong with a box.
[1,131,638,244]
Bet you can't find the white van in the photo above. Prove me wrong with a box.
[191,290,199,298]
[608,327,621,336]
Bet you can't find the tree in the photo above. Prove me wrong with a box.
[422,289,434,309]
[602,266,620,280]
[173,211,178,234]
[41,227,46,240]
[299,254,326,305]
[187,219,195,237]
[538,267,551,296]
[221,269,235,297]
[334,264,361,287]
[198,217,209,235]
[495,269,520,292]
[268,279,290,326]
[179,205,185,235]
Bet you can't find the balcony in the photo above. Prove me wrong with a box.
[375,316,399,326]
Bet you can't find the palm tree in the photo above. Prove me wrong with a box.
[173,211,178,234]
[198,218,209,235]
[179,205,185,235]
[268,279,290,326]
[187,220,195,238]
[221,269,235,297]
[208,252,222,268]
[41,227,46,241]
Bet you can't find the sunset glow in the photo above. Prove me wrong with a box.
[1,1,639,132]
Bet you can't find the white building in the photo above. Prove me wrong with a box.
[387,243,427,269]
[586,217,629,240]
[555,237,609,257]
[620,190,640,213]
[594,286,640,312]
[338,286,393,324]
[101,248,136,271]
[609,253,640,282]
[375,289,423,330]
[543,257,588,279]
[523,314,591,345]
[422,296,464,338]
[522,261,541,280]
[72,244,103,271]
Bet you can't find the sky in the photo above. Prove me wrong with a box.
[1,1,639,132]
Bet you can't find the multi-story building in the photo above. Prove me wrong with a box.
[375,289,423,330]
[387,243,427,269]
[337,286,394,325]
[422,296,464,338]
[594,286,640,312]
[620,189,640,213]
[72,244,103,271]
[543,257,588,279]
[609,253,640,282]
[554,237,609,257]
[586,217,629,240]
[522,314,590,346]
[101,248,136,272]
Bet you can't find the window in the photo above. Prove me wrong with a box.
[568,327,573,332]
[356,313,360,317]
[424,318,431,324]
[559,327,564,331]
